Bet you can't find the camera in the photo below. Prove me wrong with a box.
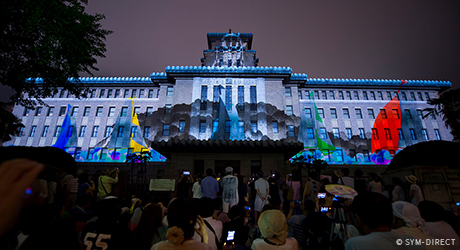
[227,231,235,242]
[317,193,326,199]
[457,202,460,206]
[183,171,190,176]
[244,206,251,211]
[320,206,331,213]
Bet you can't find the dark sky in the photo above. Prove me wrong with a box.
[2,0,460,102]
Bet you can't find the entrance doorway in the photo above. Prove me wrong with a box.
[215,160,240,176]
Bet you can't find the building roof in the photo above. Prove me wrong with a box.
[306,78,451,88]
[151,139,304,161]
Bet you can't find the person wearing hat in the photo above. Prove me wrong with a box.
[405,175,423,206]
[251,209,299,250]
[221,166,238,213]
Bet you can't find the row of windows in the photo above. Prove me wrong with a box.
[19,125,151,138]
[53,87,174,99]
[23,106,158,117]
[294,88,430,102]
[200,85,257,111]
[290,107,435,120]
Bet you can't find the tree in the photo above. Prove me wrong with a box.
[0,105,24,144]
[423,88,460,142]
[0,0,112,108]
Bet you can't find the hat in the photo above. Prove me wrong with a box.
[225,166,233,173]
[258,210,288,245]
[405,175,417,184]
[392,201,426,231]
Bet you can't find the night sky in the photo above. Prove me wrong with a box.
[2,0,460,102]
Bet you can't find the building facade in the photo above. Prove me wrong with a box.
[7,32,453,175]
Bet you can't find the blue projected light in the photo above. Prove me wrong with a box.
[25,187,32,195]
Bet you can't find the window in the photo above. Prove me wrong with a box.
[401,92,407,101]
[124,89,129,98]
[29,126,37,137]
[238,121,244,133]
[305,90,310,99]
[67,126,73,137]
[121,107,128,117]
[201,86,208,111]
[405,109,412,119]
[92,126,99,137]
[200,120,206,133]
[380,109,387,119]
[434,129,441,140]
[225,86,232,110]
[286,105,293,116]
[115,89,120,98]
[329,91,335,100]
[146,107,153,117]
[23,108,30,116]
[18,127,24,137]
[225,120,231,133]
[318,108,324,118]
[66,91,71,98]
[179,120,185,133]
[251,122,257,133]
[272,121,278,134]
[108,107,115,117]
[105,126,112,137]
[134,107,140,116]
[346,128,352,139]
[324,150,331,162]
[354,91,359,100]
[430,112,436,120]
[363,150,370,162]
[139,89,145,98]
[398,129,404,139]
[343,108,350,119]
[118,126,125,137]
[314,91,319,99]
[339,91,344,100]
[156,89,160,98]
[355,109,362,119]
[359,128,365,139]
[384,128,391,140]
[298,91,302,100]
[213,120,218,133]
[238,86,244,110]
[410,129,416,140]
[331,108,337,119]
[370,91,376,100]
[89,89,96,98]
[96,107,103,117]
[320,127,327,139]
[99,89,105,98]
[131,126,138,137]
[387,92,392,100]
[47,107,54,116]
[148,89,154,98]
[417,92,423,101]
[59,90,65,98]
[346,91,351,100]
[165,104,172,115]
[337,149,344,162]
[392,109,400,119]
[71,107,78,117]
[131,89,137,98]
[363,91,368,100]
[83,107,91,117]
[59,106,66,116]
[305,108,312,118]
[322,91,327,100]
[79,126,86,137]
[285,87,292,97]
[213,86,220,111]
[372,128,379,140]
[377,91,383,100]
[42,126,49,137]
[394,92,400,100]
[349,149,357,161]
[422,129,429,140]
[333,128,340,139]
[54,126,62,137]
[368,109,375,119]
[167,87,174,96]
[107,89,113,98]
[288,126,295,137]
[425,92,430,100]
[35,107,42,116]
[250,86,257,111]
[144,126,150,138]
[410,92,416,101]
[417,109,423,119]
[307,128,315,139]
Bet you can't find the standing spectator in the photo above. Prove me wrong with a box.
[221,167,239,213]
[338,168,354,189]
[47,171,58,205]
[392,177,406,202]
[254,172,269,225]
[192,174,203,199]
[237,174,248,207]
[353,169,367,194]
[66,174,79,209]
[199,197,223,250]
[132,204,167,250]
[97,168,119,200]
[176,174,193,198]
[213,198,230,224]
[405,175,424,206]
[201,168,219,199]
[77,172,95,202]
[251,209,299,250]
[37,172,48,203]
[301,212,344,250]
[286,170,302,202]
[287,199,316,247]
[268,176,281,209]
[366,173,383,194]
[222,205,250,248]
[303,172,322,202]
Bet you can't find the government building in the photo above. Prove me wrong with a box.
[6,31,453,178]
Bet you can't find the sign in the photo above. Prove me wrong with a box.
[149,179,176,191]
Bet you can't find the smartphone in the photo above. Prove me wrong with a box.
[456,202,460,206]
[317,193,326,199]
[244,206,251,211]
[289,174,292,176]
[227,231,235,241]
[320,206,331,213]
[183,171,190,175]
[295,200,302,204]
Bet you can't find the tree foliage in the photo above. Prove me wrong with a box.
[0,105,24,143]
[0,0,112,108]
[423,87,460,142]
